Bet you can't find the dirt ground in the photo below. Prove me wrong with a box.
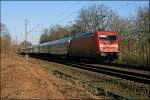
[1,56,102,99]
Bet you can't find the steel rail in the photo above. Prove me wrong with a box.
[28,55,150,84]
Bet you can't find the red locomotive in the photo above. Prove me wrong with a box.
[68,31,119,62]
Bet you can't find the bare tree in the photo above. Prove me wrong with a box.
[76,4,119,32]
[0,22,12,57]
[135,6,150,65]
[48,25,68,41]
[116,6,150,65]
[19,41,32,49]
[39,28,49,43]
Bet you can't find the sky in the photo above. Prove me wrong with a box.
[1,1,149,44]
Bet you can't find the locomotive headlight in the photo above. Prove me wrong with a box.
[101,53,107,56]
[110,44,118,48]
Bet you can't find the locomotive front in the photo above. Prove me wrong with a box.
[96,31,119,62]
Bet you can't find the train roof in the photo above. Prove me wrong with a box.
[96,31,118,35]
[23,31,118,50]
[41,36,73,46]
[23,36,73,49]
[27,36,73,48]
[74,31,95,37]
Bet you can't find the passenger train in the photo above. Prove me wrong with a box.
[21,30,119,62]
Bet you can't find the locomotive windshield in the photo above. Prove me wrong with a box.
[99,35,116,41]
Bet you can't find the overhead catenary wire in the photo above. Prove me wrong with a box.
[60,2,132,26]
[46,1,132,28]
[49,1,93,25]
[49,1,81,25]
[46,1,139,31]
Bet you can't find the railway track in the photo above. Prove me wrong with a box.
[29,55,150,84]
[95,62,150,71]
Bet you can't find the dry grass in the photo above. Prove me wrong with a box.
[1,56,101,99]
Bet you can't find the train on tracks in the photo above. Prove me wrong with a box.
[21,30,119,62]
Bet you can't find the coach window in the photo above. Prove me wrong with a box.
[88,32,94,36]
[75,33,81,38]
